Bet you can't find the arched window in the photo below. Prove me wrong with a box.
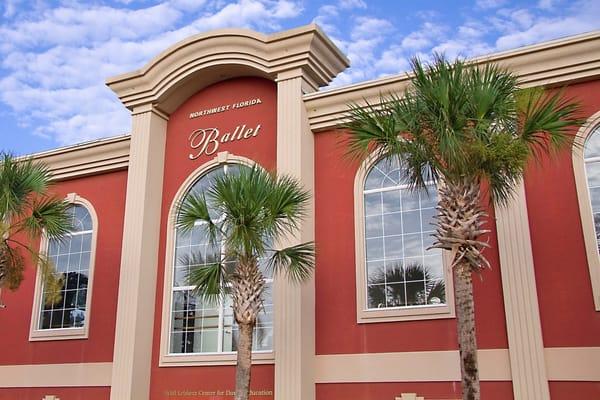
[584,128,600,249]
[355,156,453,323]
[574,115,600,311]
[168,163,273,355]
[30,197,97,340]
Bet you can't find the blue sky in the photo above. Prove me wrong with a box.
[1,0,598,155]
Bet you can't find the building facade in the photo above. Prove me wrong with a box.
[0,24,599,400]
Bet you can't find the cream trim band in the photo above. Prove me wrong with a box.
[314,347,600,383]
[0,362,112,387]
[0,348,598,388]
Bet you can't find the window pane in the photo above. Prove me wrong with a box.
[363,157,446,310]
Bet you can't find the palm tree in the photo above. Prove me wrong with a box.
[345,56,582,400]
[176,166,315,400]
[0,152,71,306]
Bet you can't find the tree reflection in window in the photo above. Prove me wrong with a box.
[364,157,446,309]
[39,204,92,329]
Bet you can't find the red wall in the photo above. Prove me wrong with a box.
[149,77,277,399]
[0,170,127,366]
[524,79,600,349]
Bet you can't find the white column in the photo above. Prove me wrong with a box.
[274,72,315,400]
[495,180,550,400]
[110,104,168,400]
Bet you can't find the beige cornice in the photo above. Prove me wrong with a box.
[27,135,130,181]
[106,24,349,114]
[305,30,600,131]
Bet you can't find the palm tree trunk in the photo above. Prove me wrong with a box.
[432,178,490,400]
[235,322,254,400]
[454,262,480,400]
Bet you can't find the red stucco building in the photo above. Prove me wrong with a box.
[0,25,599,400]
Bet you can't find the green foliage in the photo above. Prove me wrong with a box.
[346,55,583,204]
[0,152,71,301]
[176,166,315,304]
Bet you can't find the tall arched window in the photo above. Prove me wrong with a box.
[356,156,453,323]
[168,163,273,355]
[576,117,600,311]
[30,197,97,340]
[584,127,600,249]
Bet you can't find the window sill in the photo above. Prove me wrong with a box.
[357,304,455,324]
[159,351,274,367]
[29,327,88,341]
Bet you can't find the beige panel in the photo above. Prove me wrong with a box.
[314,349,511,382]
[305,30,600,131]
[572,110,600,311]
[495,181,550,399]
[110,107,167,400]
[545,347,600,381]
[0,363,112,388]
[274,72,316,400]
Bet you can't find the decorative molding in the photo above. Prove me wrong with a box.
[110,106,167,400]
[26,135,130,181]
[0,363,111,388]
[572,110,600,311]
[29,194,99,342]
[353,154,455,323]
[495,181,550,399]
[397,394,424,400]
[304,30,600,131]
[158,152,274,367]
[273,74,316,400]
[314,349,512,383]
[106,24,349,113]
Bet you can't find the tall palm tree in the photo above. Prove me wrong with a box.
[176,166,315,400]
[345,56,582,400]
[0,152,71,305]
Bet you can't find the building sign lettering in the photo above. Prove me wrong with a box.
[188,123,261,159]
[188,98,262,119]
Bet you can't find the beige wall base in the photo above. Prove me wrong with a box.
[0,362,112,387]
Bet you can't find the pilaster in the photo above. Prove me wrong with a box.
[273,72,316,400]
[110,105,168,400]
[495,180,550,400]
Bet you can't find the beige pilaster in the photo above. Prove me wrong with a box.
[274,72,316,400]
[110,104,168,400]
[495,180,550,400]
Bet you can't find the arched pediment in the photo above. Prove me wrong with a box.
[106,24,348,114]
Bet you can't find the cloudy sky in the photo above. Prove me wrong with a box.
[1,0,598,155]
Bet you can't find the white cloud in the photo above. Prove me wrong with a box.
[0,0,303,147]
[476,0,507,9]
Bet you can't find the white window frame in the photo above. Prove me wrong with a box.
[159,151,275,366]
[572,110,600,311]
[354,154,455,323]
[29,193,98,341]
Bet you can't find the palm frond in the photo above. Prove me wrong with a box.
[0,153,52,219]
[19,197,72,239]
[183,252,230,305]
[267,241,315,283]
[517,87,583,157]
